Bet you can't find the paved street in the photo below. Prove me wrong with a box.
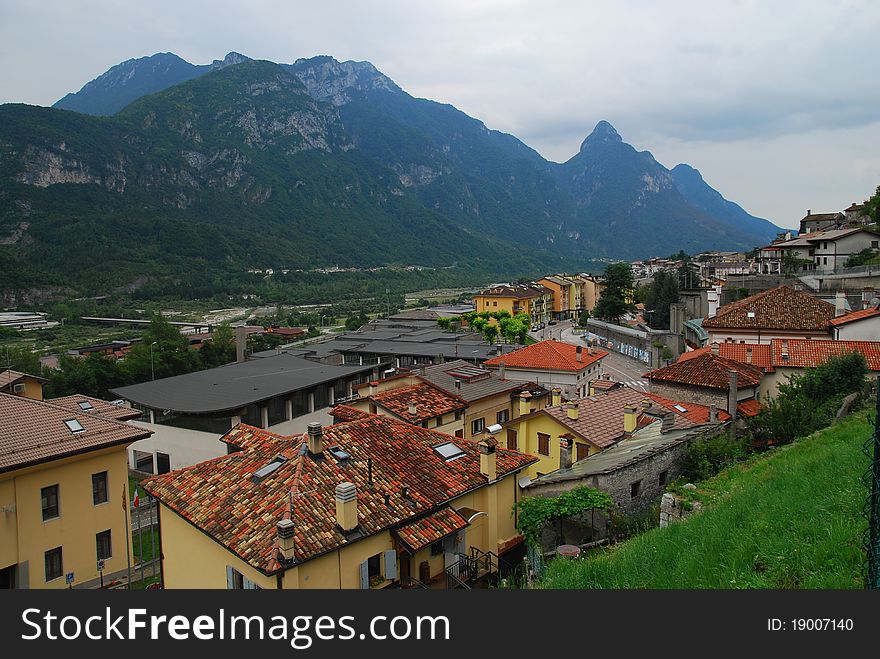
[530,320,651,391]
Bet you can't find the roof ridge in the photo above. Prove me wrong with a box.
[6,392,142,431]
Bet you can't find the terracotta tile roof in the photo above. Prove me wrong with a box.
[143,414,536,575]
[367,383,466,423]
[646,352,764,389]
[392,507,469,553]
[0,393,151,473]
[47,394,142,421]
[329,405,374,422]
[676,347,711,362]
[737,400,762,417]
[0,369,47,389]
[770,339,880,370]
[535,386,726,450]
[828,307,880,327]
[702,286,834,332]
[590,379,621,391]
[484,340,607,372]
[717,343,773,370]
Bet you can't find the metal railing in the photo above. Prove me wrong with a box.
[399,576,429,589]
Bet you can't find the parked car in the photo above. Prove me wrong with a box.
[548,319,558,326]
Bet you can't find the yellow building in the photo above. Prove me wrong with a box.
[0,369,46,400]
[143,414,537,589]
[0,393,150,589]
[473,284,551,324]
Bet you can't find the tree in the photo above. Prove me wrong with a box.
[781,251,813,276]
[864,184,880,223]
[121,313,202,382]
[200,323,235,368]
[644,270,679,329]
[577,310,591,328]
[594,263,635,324]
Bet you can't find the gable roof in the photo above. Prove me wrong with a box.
[0,369,47,389]
[0,393,151,473]
[418,359,524,402]
[828,307,880,327]
[143,414,536,575]
[483,340,607,372]
[47,394,141,421]
[717,343,773,370]
[770,338,880,370]
[646,352,764,389]
[702,286,835,332]
[366,382,466,423]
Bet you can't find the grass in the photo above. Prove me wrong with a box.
[541,411,871,589]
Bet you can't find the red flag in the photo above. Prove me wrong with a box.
[133,490,140,508]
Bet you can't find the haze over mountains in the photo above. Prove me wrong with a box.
[0,52,782,295]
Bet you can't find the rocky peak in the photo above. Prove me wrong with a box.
[289,56,400,106]
[210,52,251,70]
[579,120,623,151]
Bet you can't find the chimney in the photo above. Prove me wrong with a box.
[551,387,562,407]
[454,379,462,391]
[746,347,753,364]
[623,405,638,433]
[835,290,847,318]
[276,518,296,563]
[566,402,579,421]
[781,339,789,360]
[709,403,718,424]
[661,411,675,434]
[576,345,583,362]
[306,422,324,455]
[499,362,506,380]
[710,341,720,356]
[478,436,498,481]
[335,482,358,532]
[408,400,417,418]
[518,391,532,416]
[235,326,248,363]
[559,437,573,470]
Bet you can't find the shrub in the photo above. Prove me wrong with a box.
[680,434,749,481]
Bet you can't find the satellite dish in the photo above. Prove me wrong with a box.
[487,423,503,434]
[871,297,880,309]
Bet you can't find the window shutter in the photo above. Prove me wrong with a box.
[383,550,398,581]
[243,576,256,589]
[226,566,235,590]
[359,560,369,589]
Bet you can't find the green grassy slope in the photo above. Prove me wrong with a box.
[543,412,871,589]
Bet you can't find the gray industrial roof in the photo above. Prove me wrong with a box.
[110,354,375,414]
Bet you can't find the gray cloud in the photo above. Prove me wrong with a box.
[1,0,878,228]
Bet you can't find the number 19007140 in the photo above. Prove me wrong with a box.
[790,619,853,631]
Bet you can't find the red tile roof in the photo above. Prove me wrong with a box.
[392,506,469,553]
[590,379,621,391]
[676,347,710,362]
[770,339,880,370]
[329,405,374,422]
[647,352,764,389]
[737,399,762,417]
[143,414,536,575]
[643,393,732,425]
[367,383,466,423]
[702,286,834,332]
[484,340,607,372]
[0,369,47,389]
[718,343,773,370]
[47,394,142,421]
[828,307,880,327]
[0,393,151,473]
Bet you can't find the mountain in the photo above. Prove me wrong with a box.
[53,52,250,116]
[670,163,779,244]
[0,54,782,298]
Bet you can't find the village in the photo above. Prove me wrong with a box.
[2,198,879,590]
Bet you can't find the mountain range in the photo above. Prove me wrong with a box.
[0,52,781,298]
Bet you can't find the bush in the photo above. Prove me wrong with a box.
[680,434,749,481]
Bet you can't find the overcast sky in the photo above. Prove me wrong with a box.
[2,0,878,229]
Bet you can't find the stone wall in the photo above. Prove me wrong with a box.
[659,491,702,528]
[649,381,727,409]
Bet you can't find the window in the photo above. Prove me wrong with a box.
[96,530,112,561]
[496,409,509,424]
[873,241,879,249]
[471,417,485,435]
[430,541,444,556]
[226,566,261,589]
[92,472,108,505]
[41,484,59,521]
[45,547,62,582]
[454,410,463,421]
[63,419,85,433]
[576,444,590,461]
[433,441,466,461]
[156,452,171,475]
[659,470,669,487]
[506,428,518,451]
[630,480,642,499]
[77,400,94,411]
[537,433,550,456]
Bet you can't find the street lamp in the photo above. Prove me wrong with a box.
[149,341,157,381]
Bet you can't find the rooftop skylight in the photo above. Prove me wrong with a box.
[672,404,688,413]
[63,418,85,433]
[433,441,466,461]
[78,401,95,411]
[253,455,288,482]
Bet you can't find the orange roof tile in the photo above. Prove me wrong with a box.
[329,405,374,422]
[828,307,880,327]
[702,285,834,332]
[676,347,711,362]
[647,352,764,389]
[47,394,142,421]
[392,507,469,553]
[484,340,607,372]
[143,414,536,575]
[737,399,762,417]
[643,393,732,424]
[367,383,466,423]
[718,343,773,370]
[770,339,880,370]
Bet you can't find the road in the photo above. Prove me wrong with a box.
[530,320,650,391]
